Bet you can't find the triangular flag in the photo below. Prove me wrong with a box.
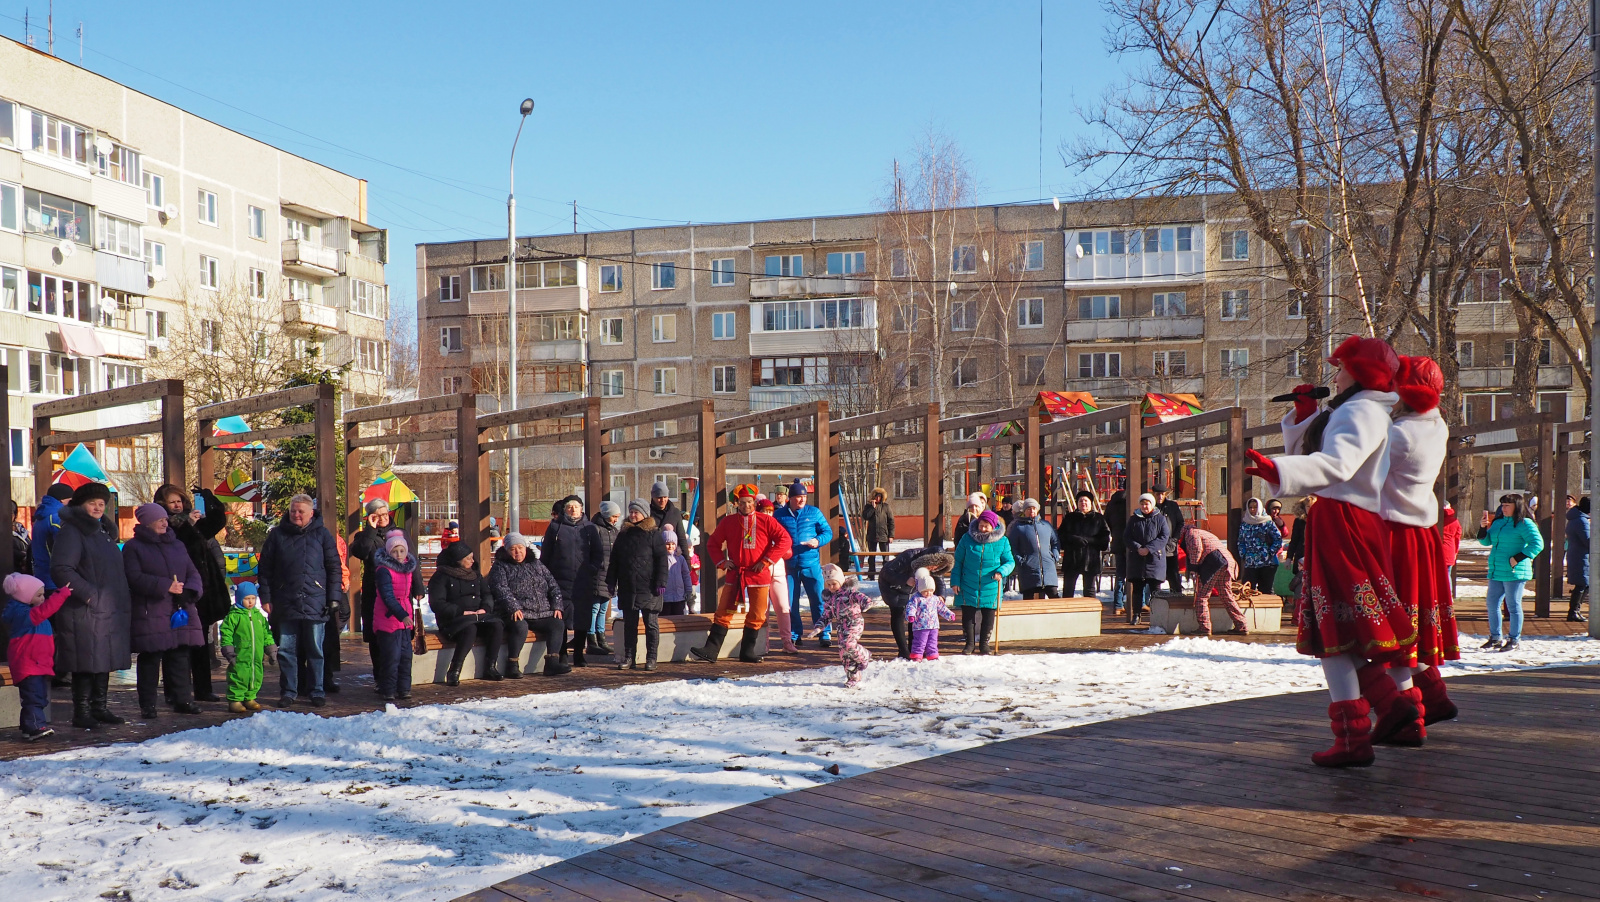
[364,470,418,506]
[213,468,263,503]
[52,443,115,492]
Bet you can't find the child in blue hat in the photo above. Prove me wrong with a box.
[219,582,275,713]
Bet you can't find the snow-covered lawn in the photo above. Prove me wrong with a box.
[4,636,1596,902]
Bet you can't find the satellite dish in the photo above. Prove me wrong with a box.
[948,281,958,294]
[163,203,178,220]
[98,294,117,313]
[1052,197,1061,211]
[149,265,167,282]
[981,249,991,265]
[1073,243,1085,259]
[93,135,114,157]
[57,239,76,258]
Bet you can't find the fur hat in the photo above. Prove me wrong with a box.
[364,498,390,517]
[909,551,954,575]
[1328,335,1401,392]
[70,482,112,506]
[913,567,936,593]
[4,572,43,603]
[1075,490,1096,503]
[1394,355,1443,414]
[135,502,167,526]
[967,492,987,509]
[651,481,671,499]
[384,533,410,555]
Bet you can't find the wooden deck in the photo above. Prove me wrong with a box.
[459,665,1600,902]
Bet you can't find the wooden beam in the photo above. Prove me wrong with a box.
[720,430,817,456]
[1448,411,1554,440]
[583,396,603,509]
[1534,417,1556,618]
[33,379,178,418]
[344,393,464,425]
[1226,408,1245,555]
[714,402,820,436]
[483,429,589,453]
[836,434,924,455]
[347,427,458,450]
[597,399,707,434]
[696,401,718,606]
[197,383,325,420]
[38,419,165,447]
[828,403,927,435]
[1024,400,1042,503]
[476,397,589,430]
[201,422,316,448]
[1038,403,1135,438]
[814,401,833,568]
[458,395,487,569]
[1455,437,1541,457]
[1125,404,1144,498]
[344,416,363,587]
[937,404,1030,434]
[1141,406,1237,440]
[160,384,185,490]
[940,433,1029,455]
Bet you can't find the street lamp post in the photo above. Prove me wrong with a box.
[507,97,533,534]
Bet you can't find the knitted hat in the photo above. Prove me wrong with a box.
[651,481,671,499]
[1394,355,1443,414]
[70,482,112,505]
[364,498,390,516]
[1328,335,1401,392]
[967,492,987,509]
[913,567,936,593]
[135,502,167,526]
[628,499,650,518]
[384,533,410,555]
[599,500,621,518]
[788,480,808,497]
[46,483,75,502]
[757,498,776,513]
[234,581,259,605]
[4,572,43,603]
[661,525,678,544]
[1138,492,1157,507]
[977,510,1002,529]
[1075,490,1096,502]
[503,532,529,548]
[821,563,845,584]
[439,541,475,569]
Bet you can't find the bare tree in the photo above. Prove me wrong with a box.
[386,298,419,400]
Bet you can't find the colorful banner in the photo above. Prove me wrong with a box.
[211,415,266,450]
[364,469,418,506]
[52,443,115,492]
[1141,393,1204,425]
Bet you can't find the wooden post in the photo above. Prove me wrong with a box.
[1552,430,1571,591]
[924,402,943,546]
[1534,417,1556,617]
[160,382,186,489]
[583,396,603,509]
[343,415,364,635]
[1226,408,1245,553]
[195,410,215,505]
[1024,399,1042,504]
[696,401,718,600]
[1124,405,1143,505]
[0,364,11,579]
[314,383,338,537]
[813,400,833,569]
[458,393,486,568]
[32,408,50,509]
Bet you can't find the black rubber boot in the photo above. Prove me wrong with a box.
[90,673,125,725]
[444,667,461,687]
[1569,589,1588,623]
[738,626,765,663]
[70,673,96,729]
[505,660,523,679]
[544,656,573,676]
[572,648,587,668]
[961,618,975,655]
[689,625,729,663]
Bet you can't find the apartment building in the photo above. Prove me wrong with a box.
[415,197,1585,529]
[0,37,390,503]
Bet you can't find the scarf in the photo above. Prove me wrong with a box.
[1302,383,1362,455]
[1243,498,1272,526]
[437,563,480,582]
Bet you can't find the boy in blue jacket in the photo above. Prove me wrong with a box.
[773,481,834,647]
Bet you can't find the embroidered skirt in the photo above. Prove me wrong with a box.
[1296,497,1416,663]
[1387,520,1459,665]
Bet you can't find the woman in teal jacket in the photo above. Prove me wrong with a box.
[1477,493,1545,651]
[952,510,1016,655]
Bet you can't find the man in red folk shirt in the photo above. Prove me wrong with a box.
[692,484,792,664]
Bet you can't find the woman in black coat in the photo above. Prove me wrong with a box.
[1123,493,1171,625]
[154,483,229,702]
[606,502,668,670]
[1103,490,1129,611]
[489,534,571,677]
[50,482,133,729]
[1058,491,1111,598]
[540,495,603,664]
[427,542,503,686]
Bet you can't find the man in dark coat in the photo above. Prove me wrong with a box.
[50,482,134,728]
[860,488,895,579]
[541,495,603,665]
[1103,490,1129,611]
[647,481,685,541]
[155,484,230,702]
[1058,491,1111,598]
[258,494,343,707]
[1153,478,1185,592]
[877,545,953,658]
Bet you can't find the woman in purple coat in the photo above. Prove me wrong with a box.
[123,503,205,718]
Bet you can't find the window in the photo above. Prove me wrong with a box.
[713,365,738,393]
[199,255,219,289]
[1287,290,1305,319]
[710,257,737,286]
[1152,292,1186,317]
[440,375,465,395]
[1220,348,1250,377]
[826,251,865,275]
[356,339,388,373]
[651,314,677,343]
[653,367,677,395]
[758,356,830,386]
[0,267,17,311]
[440,326,463,354]
[1221,289,1249,320]
[600,369,624,398]
[1501,462,1527,492]
[9,428,23,469]
[1020,354,1046,385]
[251,330,269,360]
[894,362,920,389]
[247,205,265,239]
[1502,339,1515,367]
[0,181,16,232]
[143,240,165,270]
[951,245,977,273]
[351,280,387,318]
[1287,349,1302,378]
[651,262,676,290]
[1540,338,1553,366]
[197,189,217,226]
[600,264,622,293]
[439,274,461,302]
[1221,229,1250,261]
[470,265,505,292]
[28,111,88,165]
[952,357,979,388]
[146,310,168,340]
[892,303,919,333]
[890,248,908,278]
[23,189,92,244]
[1457,341,1475,368]
[894,469,920,500]
[0,101,13,147]
[712,311,736,340]
[285,278,314,303]
[1153,350,1187,376]
[103,362,143,392]
[764,254,803,277]
[1017,297,1044,328]
[515,259,579,289]
[1077,295,1121,319]
[292,339,322,361]
[93,142,140,185]
[760,298,872,331]
[1177,226,1193,251]
[950,299,977,331]
[248,268,267,299]
[1077,352,1121,379]
[26,273,94,321]
[201,320,221,355]
[95,213,143,258]
[1023,240,1045,271]
[143,172,164,209]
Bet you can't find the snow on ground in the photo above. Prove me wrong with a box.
[4,636,1597,902]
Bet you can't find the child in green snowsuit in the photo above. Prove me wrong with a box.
[220,582,276,713]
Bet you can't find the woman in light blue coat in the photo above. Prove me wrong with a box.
[1477,493,1545,651]
[952,510,1016,655]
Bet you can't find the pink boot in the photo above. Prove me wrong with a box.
[769,607,799,654]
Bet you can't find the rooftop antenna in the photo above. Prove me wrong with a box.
[572,200,577,233]
[1038,0,1045,200]
[48,0,54,56]
[24,9,34,47]
[77,22,82,62]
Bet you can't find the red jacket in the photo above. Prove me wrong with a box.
[1440,510,1462,566]
[3,587,70,680]
[708,512,792,588]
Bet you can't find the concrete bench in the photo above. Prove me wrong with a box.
[0,668,53,727]
[1148,591,1284,635]
[613,612,767,664]
[992,597,1104,643]
[411,630,550,684]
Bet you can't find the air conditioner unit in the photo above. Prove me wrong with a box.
[648,447,665,460]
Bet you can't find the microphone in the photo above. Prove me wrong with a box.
[1269,386,1331,403]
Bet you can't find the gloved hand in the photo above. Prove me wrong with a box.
[654,586,666,596]
[170,607,190,629]
[1289,384,1321,424]
[221,645,238,665]
[1244,449,1281,485]
[264,644,279,666]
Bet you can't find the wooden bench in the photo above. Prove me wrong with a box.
[412,629,551,684]
[992,596,1104,643]
[1148,591,1284,635]
[612,612,767,663]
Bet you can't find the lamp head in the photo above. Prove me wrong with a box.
[519,98,535,116]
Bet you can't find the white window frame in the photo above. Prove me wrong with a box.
[1152,292,1186,317]
[892,303,918,333]
[1221,289,1250,321]
[711,311,736,340]
[651,313,677,343]
[247,205,265,240]
[1019,354,1046,386]
[1457,340,1475,368]
[470,265,504,292]
[951,357,979,388]
[0,266,20,312]
[1286,349,1302,378]
[248,268,267,299]
[1153,350,1187,377]
[1078,294,1121,320]
[890,248,909,278]
[600,369,624,398]
[1023,240,1045,271]
[197,189,218,226]
[1221,229,1249,261]
[710,258,736,286]
[143,240,165,270]
[143,172,164,209]
[1220,348,1250,378]
[599,317,624,345]
[951,245,977,273]
[440,326,463,354]
[1017,297,1044,328]
[1077,352,1121,379]
[600,264,623,293]
[651,262,676,290]
[652,366,677,395]
[439,274,461,302]
[0,181,17,234]
[1287,290,1305,319]
[950,299,977,331]
[712,364,738,394]
[764,254,803,277]
[826,251,866,275]
[199,255,219,290]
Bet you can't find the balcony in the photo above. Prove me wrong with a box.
[1458,365,1573,389]
[344,251,386,285]
[471,340,586,366]
[282,239,341,278]
[748,298,878,356]
[283,299,340,334]
[467,285,588,316]
[1064,315,1205,342]
[750,276,866,299]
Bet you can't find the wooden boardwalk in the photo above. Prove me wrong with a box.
[459,665,1600,902]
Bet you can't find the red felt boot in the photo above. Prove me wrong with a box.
[1357,663,1419,745]
[1414,666,1458,725]
[1311,699,1375,768]
[1380,687,1426,747]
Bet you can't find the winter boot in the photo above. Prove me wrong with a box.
[1379,686,1427,747]
[1357,663,1417,745]
[1311,699,1375,768]
[444,667,461,687]
[544,656,573,676]
[961,621,975,656]
[1569,589,1588,623]
[689,624,729,663]
[90,673,125,725]
[482,664,504,681]
[1413,666,1459,725]
[504,660,523,679]
[770,608,798,654]
[738,626,765,664]
[571,647,587,669]
[70,673,96,730]
[591,626,612,655]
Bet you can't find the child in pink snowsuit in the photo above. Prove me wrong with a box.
[904,568,955,660]
[818,563,874,687]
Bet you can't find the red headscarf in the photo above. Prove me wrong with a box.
[1394,355,1443,414]
[1328,335,1400,392]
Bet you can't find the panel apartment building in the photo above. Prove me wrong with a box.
[0,37,390,503]
[415,196,1576,532]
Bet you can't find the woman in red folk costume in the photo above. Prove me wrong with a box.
[1244,336,1418,768]
[1374,356,1458,745]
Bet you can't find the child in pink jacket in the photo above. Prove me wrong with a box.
[904,568,956,661]
[3,572,72,740]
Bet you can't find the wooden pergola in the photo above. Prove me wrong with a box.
[476,396,604,550]
[1037,402,1143,515]
[1144,406,1247,549]
[830,403,945,545]
[196,383,338,534]
[32,379,187,504]
[938,399,1047,519]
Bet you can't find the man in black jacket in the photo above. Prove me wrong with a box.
[1153,478,1186,593]
[541,496,603,665]
[258,495,344,707]
[877,546,953,659]
[648,482,685,539]
[1103,490,1128,611]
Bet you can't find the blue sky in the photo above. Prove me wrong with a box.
[1,1,1120,309]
